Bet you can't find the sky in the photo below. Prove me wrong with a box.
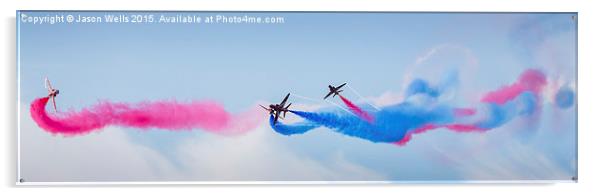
[17,11,577,182]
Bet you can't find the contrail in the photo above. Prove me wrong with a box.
[346,84,381,110]
[338,95,374,123]
[289,93,321,103]
[292,93,375,123]
[290,93,354,115]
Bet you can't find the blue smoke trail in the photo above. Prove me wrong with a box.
[405,79,440,97]
[268,72,545,145]
[281,91,540,144]
[269,115,319,136]
[555,87,575,109]
[475,92,538,129]
[290,102,456,143]
[405,71,458,98]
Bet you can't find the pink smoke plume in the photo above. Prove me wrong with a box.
[30,97,263,136]
[480,69,547,104]
[338,95,374,123]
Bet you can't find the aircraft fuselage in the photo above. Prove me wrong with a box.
[48,89,59,97]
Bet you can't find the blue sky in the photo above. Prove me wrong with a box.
[18,11,577,182]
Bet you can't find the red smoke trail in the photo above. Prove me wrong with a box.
[394,69,548,146]
[30,97,262,136]
[338,95,374,123]
[480,69,547,104]
[393,123,485,146]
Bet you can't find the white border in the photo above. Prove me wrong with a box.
[17,180,576,186]
[3,0,602,195]
[15,10,21,185]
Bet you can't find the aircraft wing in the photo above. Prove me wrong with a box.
[324,91,334,99]
[280,93,290,106]
[273,110,281,125]
[272,116,278,125]
[259,104,270,111]
[52,96,57,112]
[336,83,346,90]
[45,77,53,92]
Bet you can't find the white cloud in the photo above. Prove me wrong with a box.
[417,113,575,181]
[19,103,386,182]
[172,126,386,181]
[20,110,181,182]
